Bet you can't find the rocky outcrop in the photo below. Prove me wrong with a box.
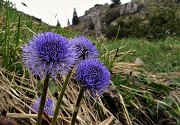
[82,12,102,36]
[120,3,135,16]
[120,0,148,16]
[73,0,148,36]
[79,3,109,36]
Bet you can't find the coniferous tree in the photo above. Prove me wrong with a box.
[67,18,70,26]
[72,8,79,25]
[56,19,61,27]
[110,0,120,7]
[111,0,120,4]
[111,0,120,5]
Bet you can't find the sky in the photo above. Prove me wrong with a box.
[9,0,131,27]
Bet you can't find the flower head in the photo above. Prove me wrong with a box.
[75,59,111,96]
[22,32,76,78]
[69,36,98,61]
[31,97,54,116]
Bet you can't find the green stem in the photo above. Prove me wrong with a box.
[51,71,72,125]
[71,87,85,125]
[4,1,10,69]
[36,74,50,125]
[109,48,119,72]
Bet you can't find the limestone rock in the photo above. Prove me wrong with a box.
[79,3,109,36]
[70,0,149,36]
[134,57,144,65]
[82,12,102,36]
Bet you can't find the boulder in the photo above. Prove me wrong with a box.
[82,11,102,36]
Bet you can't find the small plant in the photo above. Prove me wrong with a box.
[22,32,76,125]
[31,97,54,116]
[71,59,111,125]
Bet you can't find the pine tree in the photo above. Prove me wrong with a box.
[67,18,70,26]
[111,0,120,5]
[56,19,61,27]
[72,8,79,25]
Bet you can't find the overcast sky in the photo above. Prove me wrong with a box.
[9,0,131,27]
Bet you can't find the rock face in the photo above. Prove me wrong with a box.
[120,2,137,16]
[79,4,109,36]
[120,0,148,16]
[82,12,102,36]
[74,0,148,36]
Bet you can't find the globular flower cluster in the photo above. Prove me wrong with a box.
[22,32,76,78]
[69,36,98,61]
[75,59,111,96]
[31,97,54,116]
[22,32,111,125]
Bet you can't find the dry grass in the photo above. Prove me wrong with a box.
[0,67,116,125]
[112,62,180,85]
[1,60,179,125]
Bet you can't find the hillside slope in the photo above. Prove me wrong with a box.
[0,1,180,125]
[0,0,77,38]
[69,0,180,39]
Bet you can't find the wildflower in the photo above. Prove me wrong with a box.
[31,97,54,116]
[22,32,76,78]
[75,59,111,96]
[69,36,98,61]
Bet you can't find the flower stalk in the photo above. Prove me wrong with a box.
[51,71,72,125]
[36,74,50,125]
[71,87,85,125]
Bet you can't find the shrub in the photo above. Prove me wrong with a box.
[104,7,120,25]
[103,7,180,40]
[103,17,145,39]
[146,8,179,40]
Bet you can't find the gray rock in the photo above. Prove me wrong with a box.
[82,11,102,36]
[120,4,126,16]
[131,0,136,3]
[120,0,148,16]
[73,0,149,36]
[79,3,109,36]
[134,57,144,65]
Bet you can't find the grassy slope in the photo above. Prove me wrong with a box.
[0,1,78,70]
[0,1,180,125]
[95,37,180,124]
[103,38,180,72]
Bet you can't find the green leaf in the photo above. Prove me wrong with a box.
[49,81,58,95]
[148,82,173,93]
[162,98,173,106]
[112,73,122,86]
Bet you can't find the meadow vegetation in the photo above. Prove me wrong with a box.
[103,0,180,40]
[0,1,179,125]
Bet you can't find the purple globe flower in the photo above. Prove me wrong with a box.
[75,59,111,96]
[31,97,54,116]
[69,36,98,61]
[22,32,76,78]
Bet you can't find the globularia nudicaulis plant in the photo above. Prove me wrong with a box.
[23,32,76,125]
[23,32,111,125]
[71,58,111,125]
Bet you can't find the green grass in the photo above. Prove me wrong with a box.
[92,34,180,124]
[0,0,78,71]
[100,38,180,72]
[94,37,180,124]
[0,1,180,125]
